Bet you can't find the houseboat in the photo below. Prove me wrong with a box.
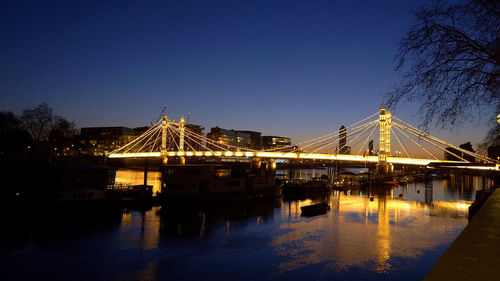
[283,175,333,197]
[159,164,280,202]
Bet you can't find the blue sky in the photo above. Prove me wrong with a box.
[0,0,492,149]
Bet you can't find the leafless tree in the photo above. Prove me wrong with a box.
[387,0,499,136]
[50,115,77,138]
[21,103,53,141]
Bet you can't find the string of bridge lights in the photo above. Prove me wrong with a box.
[107,108,496,166]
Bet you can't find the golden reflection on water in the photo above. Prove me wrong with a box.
[273,192,470,274]
[111,170,485,277]
[115,169,162,194]
[118,206,161,250]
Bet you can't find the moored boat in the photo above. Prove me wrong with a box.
[283,176,332,197]
[106,184,153,206]
[300,202,330,216]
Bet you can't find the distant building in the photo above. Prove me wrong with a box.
[262,136,291,150]
[133,126,150,135]
[445,142,475,162]
[339,125,349,154]
[80,127,136,155]
[207,127,251,150]
[368,140,374,156]
[488,145,500,162]
[185,124,204,151]
[344,145,351,155]
[237,130,262,150]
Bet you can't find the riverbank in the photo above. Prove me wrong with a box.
[424,188,500,281]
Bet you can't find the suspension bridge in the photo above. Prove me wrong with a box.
[107,106,499,172]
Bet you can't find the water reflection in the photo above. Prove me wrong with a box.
[2,174,492,281]
[157,200,281,237]
[272,190,469,275]
[118,208,160,250]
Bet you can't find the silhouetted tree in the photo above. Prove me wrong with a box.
[0,111,32,155]
[49,115,77,154]
[0,111,21,133]
[387,0,499,132]
[21,103,53,141]
[480,103,500,150]
[50,115,77,140]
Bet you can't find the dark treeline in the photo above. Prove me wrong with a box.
[0,103,92,167]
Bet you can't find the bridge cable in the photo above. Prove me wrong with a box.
[336,120,379,155]
[183,127,251,152]
[393,122,474,162]
[108,119,162,155]
[357,122,378,156]
[327,121,378,154]
[394,123,470,162]
[391,128,411,158]
[392,125,440,160]
[345,123,379,154]
[305,121,374,153]
[262,111,379,152]
[119,124,161,154]
[393,116,493,163]
[303,120,378,153]
[393,123,470,162]
[183,130,217,152]
[296,115,379,152]
[172,126,198,152]
[136,125,163,153]
[150,127,162,152]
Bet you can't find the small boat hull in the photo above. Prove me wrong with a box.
[300,202,330,216]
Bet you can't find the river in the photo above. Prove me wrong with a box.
[0,169,491,281]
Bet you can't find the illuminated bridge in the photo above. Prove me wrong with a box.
[107,106,499,172]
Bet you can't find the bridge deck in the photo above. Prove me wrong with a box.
[107,151,499,170]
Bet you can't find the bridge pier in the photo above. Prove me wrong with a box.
[268,159,276,174]
[376,162,393,174]
[144,159,148,186]
[251,158,262,170]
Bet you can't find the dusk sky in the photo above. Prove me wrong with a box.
[0,0,492,148]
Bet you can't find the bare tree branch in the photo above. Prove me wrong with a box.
[387,1,499,135]
[21,103,53,141]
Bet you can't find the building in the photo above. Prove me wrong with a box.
[339,125,349,154]
[207,127,251,150]
[237,130,262,150]
[133,126,150,135]
[80,127,136,155]
[343,146,351,155]
[368,140,374,156]
[262,136,291,150]
[445,142,475,162]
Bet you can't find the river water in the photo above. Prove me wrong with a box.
[0,169,491,281]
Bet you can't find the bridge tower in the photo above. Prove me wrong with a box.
[161,114,168,164]
[179,115,185,165]
[376,105,393,174]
